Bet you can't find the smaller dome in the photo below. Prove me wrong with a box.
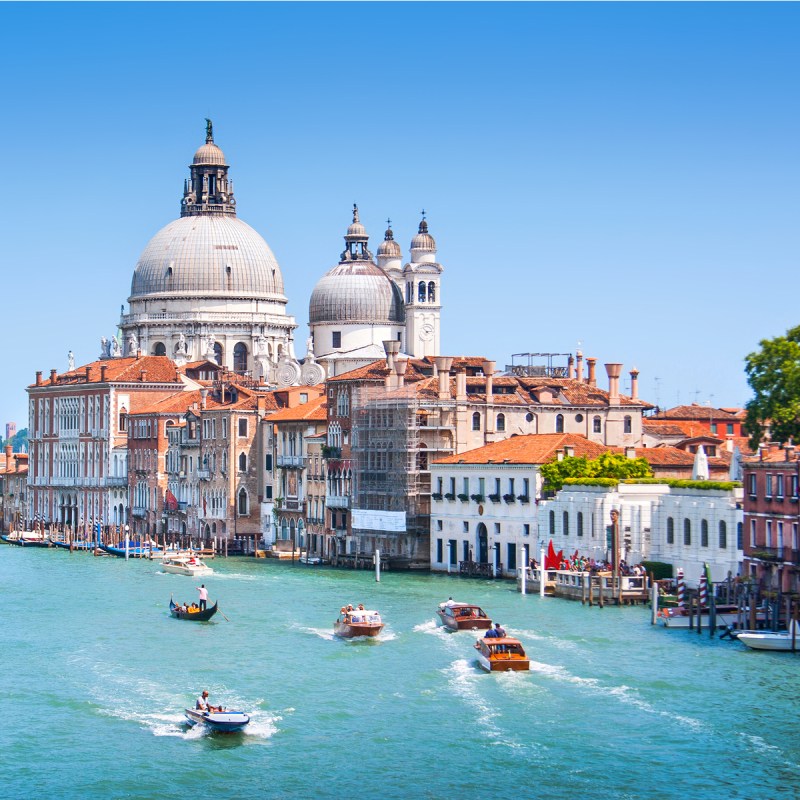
[411,218,436,252]
[345,204,367,241]
[377,224,402,258]
[193,142,226,166]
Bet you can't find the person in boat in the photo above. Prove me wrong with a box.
[485,622,506,638]
[197,583,208,611]
[357,603,365,611]
[196,690,222,714]
[445,597,457,607]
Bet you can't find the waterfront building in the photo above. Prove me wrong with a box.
[265,394,327,556]
[308,209,443,377]
[117,121,317,387]
[26,357,189,530]
[742,443,800,593]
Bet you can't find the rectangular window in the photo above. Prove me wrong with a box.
[709,422,717,434]
[265,454,273,471]
[765,474,773,498]
[238,418,248,437]
[792,475,799,498]
[766,520,773,547]
[508,478,515,495]
[522,478,529,498]
[462,477,469,495]
[437,476,443,494]
[776,474,785,498]
[494,523,501,535]
[463,521,469,533]
[793,523,798,550]
[523,524,530,537]
[436,539,443,563]
[577,512,584,537]
[222,418,228,438]
[777,521,784,549]
[478,477,485,496]
[726,423,734,435]
[265,485,273,499]
[494,478,501,496]
[750,519,756,547]
[450,541,458,566]
[748,473,757,496]
[463,541,469,562]
[332,331,341,348]
[436,519,443,531]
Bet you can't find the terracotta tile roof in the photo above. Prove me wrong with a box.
[518,378,651,408]
[433,434,610,466]
[622,446,731,469]
[32,356,183,388]
[643,420,690,437]
[132,384,282,416]
[654,404,740,420]
[267,395,327,422]
[326,358,429,384]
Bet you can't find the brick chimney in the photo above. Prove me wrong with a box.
[629,368,639,400]
[586,358,596,387]
[564,445,574,458]
[200,388,208,409]
[4,444,12,464]
[35,371,42,386]
[455,370,467,402]
[394,357,408,388]
[482,360,495,401]
[85,366,92,382]
[605,363,622,403]
[567,355,575,379]
[49,368,57,384]
[576,351,584,382]
[435,356,453,400]
[140,369,147,382]
[625,446,636,459]
[556,449,565,461]
[100,365,108,383]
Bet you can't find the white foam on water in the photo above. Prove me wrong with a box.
[413,619,439,633]
[295,624,337,641]
[378,630,397,641]
[513,628,579,651]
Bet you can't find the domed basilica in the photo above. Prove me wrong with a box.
[115,121,323,387]
[111,123,444,384]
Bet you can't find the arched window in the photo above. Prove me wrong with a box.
[549,510,555,535]
[472,412,481,431]
[563,511,569,536]
[221,450,228,473]
[555,414,564,433]
[418,281,426,302]
[428,282,436,302]
[667,517,674,544]
[153,342,166,356]
[233,342,248,374]
[496,413,506,432]
[213,342,223,365]
[684,518,691,545]
[238,452,247,473]
[577,512,584,537]
[624,416,632,434]
[719,520,727,549]
[237,488,248,515]
[737,522,743,549]
[593,416,602,433]
[701,519,709,547]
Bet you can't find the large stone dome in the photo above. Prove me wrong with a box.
[129,215,286,301]
[309,261,405,324]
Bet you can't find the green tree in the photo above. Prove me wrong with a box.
[540,452,653,493]
[744,326,800,448]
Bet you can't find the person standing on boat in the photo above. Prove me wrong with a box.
[493,623,506,637]
[196,584,208,611]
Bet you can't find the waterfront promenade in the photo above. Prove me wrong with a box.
[1,546,797,800]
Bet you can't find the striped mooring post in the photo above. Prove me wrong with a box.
[699,570,708,609]
[677,568,685,609]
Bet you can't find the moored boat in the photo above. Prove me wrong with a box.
[50,539,96,551]
[736,621,800,652]
[100,542,163,558]
[334,607,384,638]
[437,601,492,631]
[184,708,250,732]
[169,597,218,621]
[658,604,763,629]
[161,554,213,577]
[1,531,50,547]
[474,637,530,672]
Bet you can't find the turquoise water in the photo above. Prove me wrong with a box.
[1,547,798,800]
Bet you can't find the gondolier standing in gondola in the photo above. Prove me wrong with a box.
[196,584,208,611]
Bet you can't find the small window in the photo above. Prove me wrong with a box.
[332,331,342,349]
[748,473,757,496]
[428,282,436,302]
[418,281,426,302]
[238,418,248,437]
[436,519,443,531]
[239,453,247,472]
[237,488,248,515]
[549,510,555,535]
[684,518,691,545]
[496,413,506,432]
[577,512,584,537]
[555,414,564,433]
[463,521,469,533]
[436,539,443,563]
[701,519,709,547]
[624,416,632,434]
[726,423,734,435]
[563,511,569,536]
[710,422,718,434]
[667,517,674,544]
[718,520,727,549]
[472,412,481,431]
[523,524,530,536]
[575,413,584,423]
[265,454,273,471]
[593,416,602,433]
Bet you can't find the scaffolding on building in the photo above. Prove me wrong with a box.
[350,384,456,563]
[505,352,572,378]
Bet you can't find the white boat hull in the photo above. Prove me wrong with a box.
[736,632,799,651]
[162,563,213,577]
[184,708,250,732]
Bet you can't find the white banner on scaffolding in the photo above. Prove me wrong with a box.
[352,509,406,533]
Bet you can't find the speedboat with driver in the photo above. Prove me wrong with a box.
[184,708,250,732]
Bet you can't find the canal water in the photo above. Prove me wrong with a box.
[1,547,797,800]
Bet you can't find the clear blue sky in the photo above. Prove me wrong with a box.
[2,2,798,429]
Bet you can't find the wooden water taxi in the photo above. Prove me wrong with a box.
[474,637,530,672]
[437,602,492,631]
[334,607,384,638]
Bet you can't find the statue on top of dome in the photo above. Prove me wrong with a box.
[205,118,213,143]
[68,351,75,371]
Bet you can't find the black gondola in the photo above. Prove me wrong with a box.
[169,597,218,621]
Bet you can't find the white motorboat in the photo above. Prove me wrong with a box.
[161,554,213,577]
[184,708,250,732]
[736,621,800,652]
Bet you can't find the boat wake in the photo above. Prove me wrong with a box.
[296,624,337,641]
[513,628,580,651]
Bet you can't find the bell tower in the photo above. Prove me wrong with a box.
[403,212,443,358]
